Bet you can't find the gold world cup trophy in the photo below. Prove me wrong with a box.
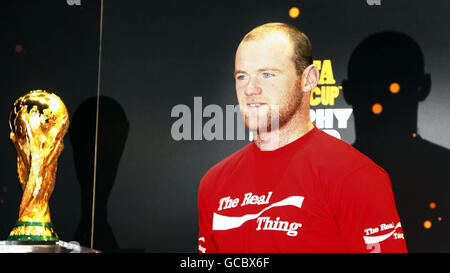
[7,90,69,242]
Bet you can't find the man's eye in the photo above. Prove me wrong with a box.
[263,72,275,78]
[236,74,248,80]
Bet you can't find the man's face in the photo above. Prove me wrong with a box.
[235,32,303,132]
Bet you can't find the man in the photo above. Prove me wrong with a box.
[198,22,407,253]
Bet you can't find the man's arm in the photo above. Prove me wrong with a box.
[331,164,407,253]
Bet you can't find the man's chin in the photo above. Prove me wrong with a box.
[244,111,280,131]
[245,121,273,134]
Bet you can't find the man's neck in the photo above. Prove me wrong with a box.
[253,118,314,151]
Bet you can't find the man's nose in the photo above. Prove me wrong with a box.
[244,77,262,96]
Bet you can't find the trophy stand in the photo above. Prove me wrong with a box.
[0,240,100,253]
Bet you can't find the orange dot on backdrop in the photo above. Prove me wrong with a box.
[289,7,300,18]
[430,202,436,209]
[372,103,383,115]
[14,44,23,53]
[389,82,400,94]
[424,220,432,229]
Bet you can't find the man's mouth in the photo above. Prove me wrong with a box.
[246,102,267,108]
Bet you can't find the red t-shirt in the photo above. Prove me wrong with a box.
[198,127,407,253]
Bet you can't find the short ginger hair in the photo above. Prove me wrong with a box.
[242,22,313,75]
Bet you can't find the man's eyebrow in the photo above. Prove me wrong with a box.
[234,70,246,76]
[234,68,282,76]
[257,68,282,73]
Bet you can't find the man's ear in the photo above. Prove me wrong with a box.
[301,64,319,93]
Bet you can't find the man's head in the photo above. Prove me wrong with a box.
[235,22,318,132]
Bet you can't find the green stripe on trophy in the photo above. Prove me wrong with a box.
[7,221,58,241]
[7,235,58,241]
[13,221,54,229]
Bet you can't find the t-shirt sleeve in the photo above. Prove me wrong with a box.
[198,176,217,253]
[331,164,408,253]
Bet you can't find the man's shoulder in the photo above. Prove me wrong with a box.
[311,129,387,179]
[312,129,370,160]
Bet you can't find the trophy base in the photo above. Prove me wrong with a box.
[0,240,100,253]
[4,240,57,245]
[7,221,58,242]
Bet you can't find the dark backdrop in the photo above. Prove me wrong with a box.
[0,0,100,248]
[1,0,449,253]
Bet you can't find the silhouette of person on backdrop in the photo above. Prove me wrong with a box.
[343,31,450,252]
[69,96,129,252]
